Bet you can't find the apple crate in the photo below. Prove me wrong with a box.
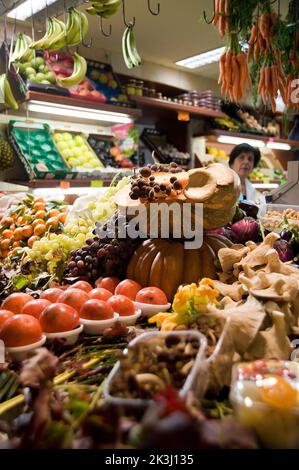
[7,121,71,180]
[51,129,105,179]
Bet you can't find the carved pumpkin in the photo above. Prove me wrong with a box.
[127,234,233,301]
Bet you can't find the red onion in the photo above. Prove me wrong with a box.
[274,240,294,262]
[231,217,260,244]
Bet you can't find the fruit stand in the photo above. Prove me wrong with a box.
[0,0,299,454]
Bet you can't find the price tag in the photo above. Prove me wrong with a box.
[91,180,104,187]
[60,181,70,189]
[178,111,190,121]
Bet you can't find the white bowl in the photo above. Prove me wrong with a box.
[80,313,119,335]
[117,308,141,326]
[6,335,47,362]
[45,324,83,345]
[133,301,171,318]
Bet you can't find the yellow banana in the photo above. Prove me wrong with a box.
[31,18,53,50]
[57,52,87,88]
[47,18,66,51]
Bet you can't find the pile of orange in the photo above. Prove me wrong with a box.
[0,195,68,258]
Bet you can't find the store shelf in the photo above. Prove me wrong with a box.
[128,95,226,119]
[205,129,299,148]
[25,91,142,120]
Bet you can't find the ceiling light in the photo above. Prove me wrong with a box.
[7,0,59,21]
[217,135,265,148]
[266,142,291,151]
[175,46,226,69]
[26,101,133,124]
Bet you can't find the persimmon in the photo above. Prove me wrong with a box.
[58,288,89,311]
[0,314,42,347]
[1,293,33,314]
[80,299,114,320]
[70,281,93,293]
[40,303,80,333]
[115,279,142,300]
[40,288,64,303]
[107,295,135,316]
[21,299,51,319]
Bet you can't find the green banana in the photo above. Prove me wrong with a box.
[10,33,29,64]
[86,0,121,18]
[57,52,87,88]
[31,18,54,50]
[47,17,66,51]
[66,8,88,46]
[122,26,141,69]
[126,26,141,67]
[122,26,133,69]
[0,74,18,110]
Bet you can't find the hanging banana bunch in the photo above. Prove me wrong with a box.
[9,33,34,65]
[122,24,141,69]
[30,17,66,51]
[65,8,89,47]
[57,52,87,88]
[86,0,121,18]
[0,74,19,110]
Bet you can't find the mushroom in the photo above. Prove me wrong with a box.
[213,280,245,301]
[248,272,298,302]
[184,168,217,202]
[235,232,280,270]
[245,311,292,360]
[218,246,249,273]
[264,300,295,332]
[220,296,243,309]
[135,373,165,390]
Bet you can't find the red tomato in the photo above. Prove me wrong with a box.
[96,277,119,294]
[0,314,42,347]
[69,281,93,293]
[1,293,33,314]
[21,299,52,320]
[135,287,168,305]
[0,310,14,329]
[39,303,80,333]
[40,288,64,303]
[107,295,135,317]
[80,299,114,321]
[115,279,142,300]
[89,288,112,302]
[58,288,89,312]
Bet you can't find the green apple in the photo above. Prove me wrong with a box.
[61,149,73,160]
[25,67,36,77]
[45,71,56,84]
[54,133,63,142]
[33,57,44,68]
[41,80,51,84]
[74,135,85,147]
[68,157,77,167]
[62,132,73,141]
[28,74,37,81]
[38,64,48,73]
[72,147,82,158]
[57,141,68,151]
[35,72,46,82]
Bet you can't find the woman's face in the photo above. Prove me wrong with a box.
[230,151,255,180]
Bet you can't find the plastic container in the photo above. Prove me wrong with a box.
[80,313,119,335]
[6,335,46,362]
[45,324,83,345]
[230,360,299,449]
[260,203,299,232]
[103,330,207,410]
[133,301,171,318]
[117,309,141,326]
[8,121,70,180]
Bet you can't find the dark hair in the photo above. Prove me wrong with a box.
[229,143,261,168]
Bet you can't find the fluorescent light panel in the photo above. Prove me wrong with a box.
[33,187,107,197]
[176,46,226,69]
[7,0,58,21]
[27,101,133,124]
[266,142,291,151]
[217,136,265,148]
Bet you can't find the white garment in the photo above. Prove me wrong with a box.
[242,179,267,214]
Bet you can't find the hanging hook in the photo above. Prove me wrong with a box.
[80,7,92,47]
[147,0,160,16]
[99,16,112,37]
[203,0,216,24]
[122,0,135,28]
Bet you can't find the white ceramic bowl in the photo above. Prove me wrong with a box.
[80,313,119,335]
[45,324,83,345]
[6,335,47,362]
[117,308,141,326]
[133,301,171,318]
